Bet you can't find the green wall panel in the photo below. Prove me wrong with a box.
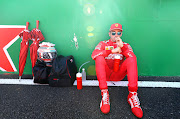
[0,0,180,76]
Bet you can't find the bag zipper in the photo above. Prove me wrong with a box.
[66,60,71,78]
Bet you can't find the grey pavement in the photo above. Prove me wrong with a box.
[0,85,179,119]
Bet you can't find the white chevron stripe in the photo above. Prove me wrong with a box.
[3,35,20,72]
[0,25,26,72]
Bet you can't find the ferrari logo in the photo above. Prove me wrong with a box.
[115,24,118,27]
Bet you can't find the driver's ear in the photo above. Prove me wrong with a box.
[109,32,111,37]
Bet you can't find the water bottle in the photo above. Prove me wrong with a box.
[114,55,120,72]
[82,68,86,81]
[76,72,82,90]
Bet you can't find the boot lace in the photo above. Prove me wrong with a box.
[103,92,109,105]
[131,92,140,108]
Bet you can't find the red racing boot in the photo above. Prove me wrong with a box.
[100,89,110,114]
[128,92,143,118]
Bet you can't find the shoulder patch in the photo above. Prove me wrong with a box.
[102,40,109,43]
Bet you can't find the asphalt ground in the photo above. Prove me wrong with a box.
[0,85,179,119]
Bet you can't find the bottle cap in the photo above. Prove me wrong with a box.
[76,72,82,77]
[115,55,120,59]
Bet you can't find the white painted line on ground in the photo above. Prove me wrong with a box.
[0,79,48,85]
[74,80,180,88]
[0,79,180,88]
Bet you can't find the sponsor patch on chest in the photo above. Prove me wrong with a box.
[105,46,114,50]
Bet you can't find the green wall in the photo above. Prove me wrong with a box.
[0,0,180,76]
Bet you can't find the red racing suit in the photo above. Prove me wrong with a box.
[92,39,138,91]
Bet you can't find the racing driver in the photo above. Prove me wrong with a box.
[91,23,143,118]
